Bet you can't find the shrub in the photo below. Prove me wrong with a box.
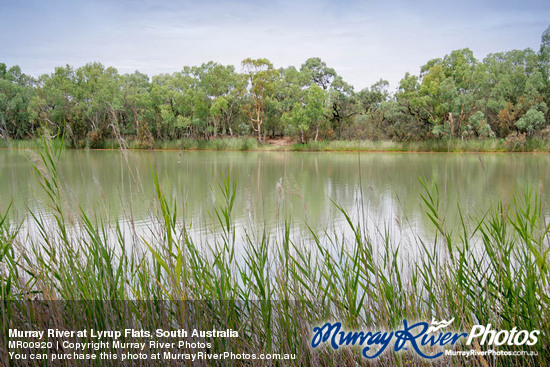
[137,122,154,150]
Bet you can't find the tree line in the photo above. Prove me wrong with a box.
[1,26,549,148]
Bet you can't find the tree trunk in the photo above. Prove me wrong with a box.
[315,124,319,141]
[256,105,262,143]
[213,116,218,138]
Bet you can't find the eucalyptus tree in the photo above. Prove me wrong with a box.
[27,63,125,147]
[357,79,390,115]
[281,102,308,143]
[462,111,494,138]
[0,64,35,139]
[481,48,545,137]
[185,66,211,138]
[275,66,306,112]
[118,71,154,148]
[539,25,550,124]
[394,49,494,139]
[274,66,308,137]
[416,63,445,130]
[120,71,151,134]
[28,65,80,144]
[151,72,193,139]
[241,58,279,142]
[300,57,336,90]
[516,103,548,136]
[539,25,550,85]
[195,62,241,137]
[300,58,356,138]
[150,64,242,140]
[73,62,122,146]
[412,49,481,138]
[353,79,392,140]
[441,49,480,137]
[280,83,328,143]
[386,73,434,140]
[394,72,433,134]
[305,84,328,141]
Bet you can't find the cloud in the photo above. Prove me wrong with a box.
[1,0,548,90]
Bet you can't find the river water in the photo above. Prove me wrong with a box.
[1,149,549,250]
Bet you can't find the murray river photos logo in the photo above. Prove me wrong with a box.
[310,318,540,359]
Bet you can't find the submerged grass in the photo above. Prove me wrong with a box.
[0,139,548,366]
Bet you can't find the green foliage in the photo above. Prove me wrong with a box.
[282,102,309,143]
[357,79,389,114]
[539,25,550,84]
[516,103,548,134]
[463,111,495,138]
[300,57,336,89]
[242,58,279,142]
[0,65,35,140]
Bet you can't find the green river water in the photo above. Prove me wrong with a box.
[1,150,549,247]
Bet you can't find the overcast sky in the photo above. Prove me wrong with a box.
[1,0,549,90]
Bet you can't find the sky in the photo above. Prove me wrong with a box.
[1,0,549,90]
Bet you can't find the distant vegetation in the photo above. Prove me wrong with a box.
[1,26,549,150]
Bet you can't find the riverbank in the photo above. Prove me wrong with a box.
[1,136,550,152]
